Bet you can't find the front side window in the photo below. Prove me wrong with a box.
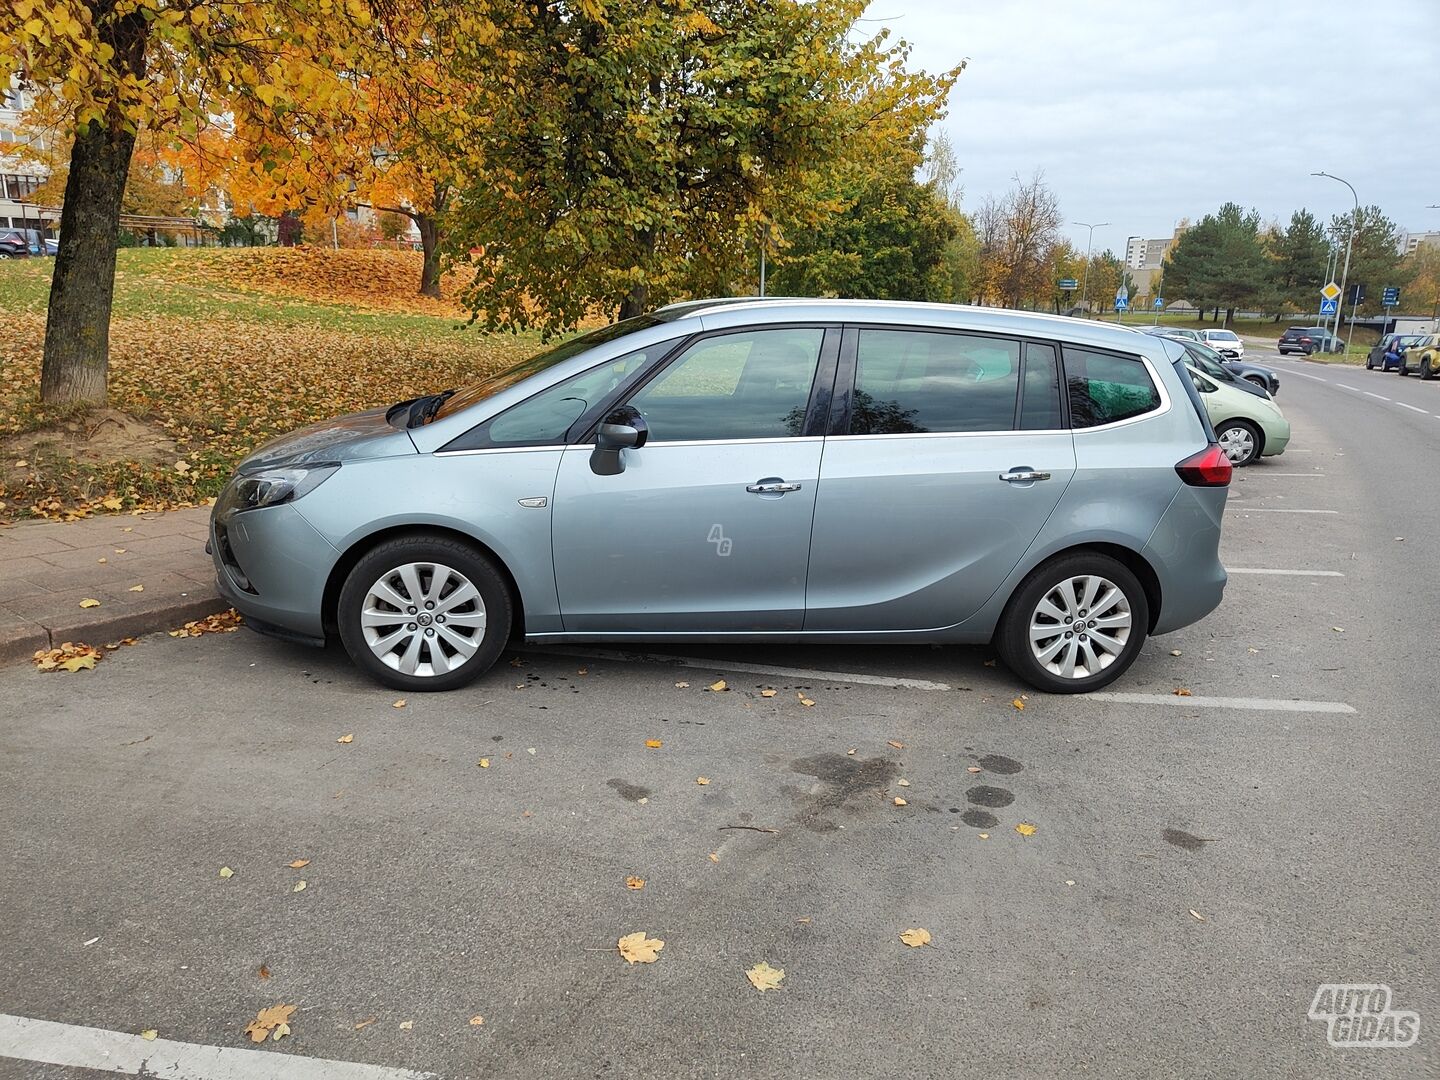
[1064,347,1162,428]
[478,347,658,447]
[626,328,824,442]
[850,329,1021,434]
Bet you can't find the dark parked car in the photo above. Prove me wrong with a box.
[1278,326,1340,355]
[0,230,31,259]
[1140,327,1280,395]
[1366,334,1424,372]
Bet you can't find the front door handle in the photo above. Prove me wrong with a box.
[1000,469,1051,483]
[747,479,802,494]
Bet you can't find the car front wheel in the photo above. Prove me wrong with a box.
[337,534,513,692]
[996,553,1149,694]
[1215,419,1262,466]
[1421,356,1436,381]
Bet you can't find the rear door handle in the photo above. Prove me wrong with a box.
[747,480,802,494]
[1000,470,1051,483]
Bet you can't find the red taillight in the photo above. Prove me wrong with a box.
[1175,445,1232,487]
[1300,336,1312,343]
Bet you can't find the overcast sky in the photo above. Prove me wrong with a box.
[868,0,1440,253]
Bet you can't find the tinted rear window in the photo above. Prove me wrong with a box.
[850,329,1021,434]
[1063,347,1162,428]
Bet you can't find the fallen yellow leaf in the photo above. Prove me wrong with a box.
[128,585,144,593]
[966,766,982,773]
[101,496,123,511]
[174,459,191,474]
[1015,822,1037,837]
[478,757,490,768]
[674,681,690,688]
[978,832,990,839]
[353,1017,377,1030]
[293,880,307,893]
[59,653,98,672]
[899,928,932,948]
[399,1020,413,1030]
[644,739,662,749]
[337,734,354,744]
[1189,908,1206,922]
[760,689,777,698]
[893,797,908,806]
[97,557,107,564]
[469,1015,485,1026]
[708,680,728,692]
[708,852,720,863]
[577,667,588,676]
[1011,698,1025,710]
[887,740,905,750]
[617,931,665,964]
[392,699,406,708]
[244,1003,295,1043]
[288,859,309,869]
[140,1029,158,1041]
[625,876,645,890]
[745,961,785,993]
[798,695,815,707]
[696,776,710,785]
[1174,688,1193,697]
[79,598,101,609]
[218,866,234,879]
[897,778,911,787]
[258,964,271,979]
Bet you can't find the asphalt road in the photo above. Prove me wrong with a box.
[2,355,1437,1079]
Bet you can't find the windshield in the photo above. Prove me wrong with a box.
[1208,331,1240,341]
[1184,342,1235,380]
[429,315,665,422]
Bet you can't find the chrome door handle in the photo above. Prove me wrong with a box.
[747,481,802,494]
[999,470,1051,483]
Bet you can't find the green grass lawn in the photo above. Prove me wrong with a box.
[0,248,547,521]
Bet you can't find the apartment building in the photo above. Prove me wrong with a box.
[0,81,51,235]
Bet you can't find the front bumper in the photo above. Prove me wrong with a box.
[1261,418,1291,456]
[210,502,340,640]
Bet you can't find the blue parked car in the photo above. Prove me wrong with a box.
[210,299,1232,695]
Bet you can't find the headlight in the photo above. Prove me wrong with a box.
[230,463,339,512]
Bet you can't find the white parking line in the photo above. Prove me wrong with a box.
[1283,369,1329,382]
[0,1013,435,1080]
[1090,693,1355,714]
[1245,472,1325,477]
[1237,508,1339,514]
[1396,401,1428,413]
[1336,383,1361,391]
[1228,568,1345,577]
[1364,392,1391,401]
[525,646,954,690]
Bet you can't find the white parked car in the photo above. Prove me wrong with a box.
[1198,329,1244,359]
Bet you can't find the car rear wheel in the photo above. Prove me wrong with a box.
[337,534,512,692]
[1215,419,1262,466]
[1421,356,1436,380]
[996,553,1149,694]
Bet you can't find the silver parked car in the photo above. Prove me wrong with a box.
[210,299,1231,694]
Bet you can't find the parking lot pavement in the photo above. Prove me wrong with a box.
[2,375,1437,1079]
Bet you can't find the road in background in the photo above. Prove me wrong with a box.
[1,365,1436,1080]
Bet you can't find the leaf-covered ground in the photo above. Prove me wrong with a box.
[0,248,546,522]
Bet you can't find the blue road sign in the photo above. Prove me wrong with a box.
[1153,297,1164,310]
[1383,287,1400,306]
[1059,278,1078,290]
[1319,298,1338,316]
[1115,297,1129,312]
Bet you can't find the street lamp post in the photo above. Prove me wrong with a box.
[1073,220,1108,316]
[1312,171,1358,353]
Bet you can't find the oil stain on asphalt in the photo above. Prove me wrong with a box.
[787,753,900,832]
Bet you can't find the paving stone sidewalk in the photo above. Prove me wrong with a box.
[0,507,226,664]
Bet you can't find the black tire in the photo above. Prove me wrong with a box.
[1245,375,1268,390]
[1215,418,1262,467]
[337,533,513,692]
[996,552,1150,694]
[1365,356,1375,370]
[1421,356,1435,381]
[1398,362,1409,376]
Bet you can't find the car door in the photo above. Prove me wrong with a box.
[805,328,1076,631]
[550,325,836,632]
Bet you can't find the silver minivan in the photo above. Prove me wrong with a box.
[209,300,1231,694]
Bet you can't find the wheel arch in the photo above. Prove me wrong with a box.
[1215,415,1265,458]
[321,524,526,642]
[998,541,1163,636]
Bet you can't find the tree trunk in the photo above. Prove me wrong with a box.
[416,213,442,299]
[618,282,650,320]
[39,118,139,405]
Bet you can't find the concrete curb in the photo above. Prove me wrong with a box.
[1,589,230,667]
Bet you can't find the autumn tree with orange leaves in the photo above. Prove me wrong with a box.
[0,0,376,404]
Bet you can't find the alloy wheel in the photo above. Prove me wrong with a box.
[360,561,487,677]
[1028,575,1132,680]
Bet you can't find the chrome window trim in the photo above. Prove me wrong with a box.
[572,436,826,450]
[434,444,570,457]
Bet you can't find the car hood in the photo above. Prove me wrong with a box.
[236,409,417,473]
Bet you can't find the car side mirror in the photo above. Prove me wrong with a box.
[590,405,648,476]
